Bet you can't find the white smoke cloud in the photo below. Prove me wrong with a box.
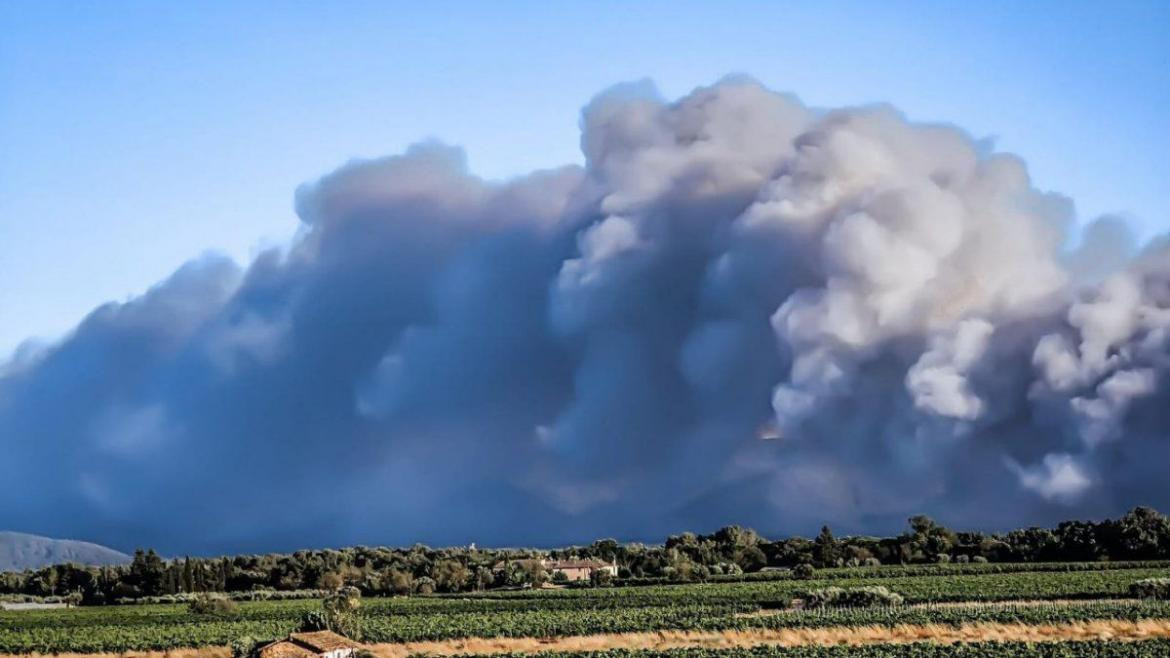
[1,77,1167,553]
[907,318,994,421]
[1009,453,1093,502]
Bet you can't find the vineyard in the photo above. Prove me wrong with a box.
[2,563,1170,654]
[471,641,1170,658]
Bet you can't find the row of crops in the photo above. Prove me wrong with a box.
[2,565,1169,653]
[13,599,1170,652]
[462,567,1170,605]
[614,560,1170,587]
[4,598,1170,652]
[8,565,1169,631]
[360,601,1170,644]
[479,641,1170,658]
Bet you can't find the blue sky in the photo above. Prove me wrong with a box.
[2,0,1168,359]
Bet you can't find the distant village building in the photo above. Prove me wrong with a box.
[257,631,360,658]
[541,559,618,582]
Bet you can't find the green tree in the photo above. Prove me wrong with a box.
[814,526,839,567]
[382,568,413,596]
[320,585,362,640]
[432,559,470,593]
[589,568,614,587]
[1113,507,1170,558]
[506,560,546,588]
[901,515,957,563]
[182,558,195,593]
[129,549,167,596]
[735,544,768,572]
[474,566,495,591]
[590,539,620,563]
[320,571,344,590]
[164,562,181,595]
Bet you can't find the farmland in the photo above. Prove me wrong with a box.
[3,563,1170,655]
[444,642,1170,658]
[4,511,1170,656]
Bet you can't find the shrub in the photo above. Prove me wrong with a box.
[297,587,362,639]
[792,563,815,580]
[589,568,614,587]
[955,554,970,564]
[1130,578,1170,600]
[230,636,264,658]
[383,569,414,596]
[802,585,904,609]
[187,593,237,615]
[862,557,881,567]
[414,576,436,595]
[323,586,362,640]
[299,610,328,631]
[972,555,989,563]
[552,570,569,584]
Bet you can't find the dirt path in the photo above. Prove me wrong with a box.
[9,618,1170,658]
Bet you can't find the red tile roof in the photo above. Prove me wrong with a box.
[290,630,361,651]
[543,559,612,569]
[258,630,360,658]
[258,640,317,658]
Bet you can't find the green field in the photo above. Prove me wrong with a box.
[485,642,1170,658]
[3,564,1170,653]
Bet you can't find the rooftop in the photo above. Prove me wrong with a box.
[290,631,361,652]
[258,630,360,658]
[543,559,612,569]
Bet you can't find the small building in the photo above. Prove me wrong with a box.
[541,559,618,582]
[258,631,360,658]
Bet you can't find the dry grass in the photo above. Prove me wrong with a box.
[365,619,1170,658]
[7,619,1170,658]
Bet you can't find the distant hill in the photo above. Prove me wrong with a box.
[0,531,130,572]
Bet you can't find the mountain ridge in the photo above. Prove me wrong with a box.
[0,531,131,572]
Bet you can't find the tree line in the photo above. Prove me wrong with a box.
[2,506,1168,604]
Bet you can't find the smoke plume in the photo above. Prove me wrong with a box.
[2,78,1167,554]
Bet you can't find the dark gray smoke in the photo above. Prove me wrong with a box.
[2,78,1167,555]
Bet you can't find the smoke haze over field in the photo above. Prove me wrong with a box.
[2,78,1168,555]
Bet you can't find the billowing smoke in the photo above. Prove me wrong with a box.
[2,78,1167,554]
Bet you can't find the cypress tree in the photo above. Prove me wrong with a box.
[182,557,194,593]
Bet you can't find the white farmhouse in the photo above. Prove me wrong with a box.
[541,558,618,582]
